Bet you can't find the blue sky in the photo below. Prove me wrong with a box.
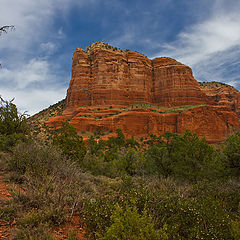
[1,0,240,115]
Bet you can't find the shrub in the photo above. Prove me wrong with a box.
[82,196,116,238]
[0,97,29,150]
[14,223,54,240]
[53,121,86,161]
[97,203,166,240]
[152,196,233,240]
[82,153,107,175]
[144,145,171,176]
[0,96,28,135]
[0,133,27,151]
[223,131,240,176]
[231,206,240,240]
[162,130,221,181]
[7,141,64,176]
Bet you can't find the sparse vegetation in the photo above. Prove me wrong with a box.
[198,81,233,88]
[0,97,29,151]
[1,100,240,239]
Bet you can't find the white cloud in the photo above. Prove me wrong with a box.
[0,59,57,89]
[0,0,84,115]
[0,87,66,116]
[0,58,67,115]
[153,1,240,88]
[159,12,240,65]
[40,42,58,56]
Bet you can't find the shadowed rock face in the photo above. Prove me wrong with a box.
[46,42,240,143]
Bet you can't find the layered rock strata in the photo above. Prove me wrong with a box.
[199,81,240,117]
[66,42,209,109]
[46,104,239,143]
[46,43,240,142]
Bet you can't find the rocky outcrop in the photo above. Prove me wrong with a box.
[199,81,240,117]
[66,42,210,109]
[46,43,240,142]
[66,44,152,108]
[46,104,239,143]
[152,57,210,106]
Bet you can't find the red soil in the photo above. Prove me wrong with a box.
[0,172,14,240]
[0,172,86,239]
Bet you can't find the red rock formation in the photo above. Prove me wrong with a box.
[46,105,240,143]
[66,44,153,109]
[46,42,240,142]
[152,58,210,106]
[199,81,240,117]
[66,42,210,109]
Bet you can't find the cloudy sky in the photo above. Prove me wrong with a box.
[1,0,240,115]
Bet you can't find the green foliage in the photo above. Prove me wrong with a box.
[0,201,18,222]
[68,232,78,240]
[144,144,171,176]
[231,203,240,240]
[82,153,107,175]
[144,131,222,180]
[106,128,125,149]
[53,121,86,161]
[18,208,65,230]
[169,130,220,181]
[88,135,105,156]
[0,97,28,150]
[7,141,64,176]
[82,178,154,239]
[0,132,27,151]
[82,197,116,238]
[231,210,240,240]
[223,131,240,176]
[152,195,233,239]
[0,97,28,135]
[3,102,240,240]
[97,203,166,240]
[15,223,55,240]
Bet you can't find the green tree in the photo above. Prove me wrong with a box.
[0,97,28,135]
[223,131,240,176]
[104,129,126,162]
[97,203,167,240]
[169,130,218,180]
[88,135,105,156]
[145,130,219,180]
[53,121,86,161]
[145,144,171,177]
[0,97,28,150]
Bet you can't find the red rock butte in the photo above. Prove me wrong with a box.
[46,42,240,143]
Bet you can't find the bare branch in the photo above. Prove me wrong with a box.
[0,25,15,68]
[0,25,15,36]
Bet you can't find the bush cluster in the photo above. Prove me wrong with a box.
[1,98,240,239]
[0,97,28,151]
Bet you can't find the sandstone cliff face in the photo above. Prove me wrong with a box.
[46,43,240,142]
[152,58,210,106]
[199,82,240,117]
[67,44,153,108]
[66,42,209,109]
[46,104,239,143]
